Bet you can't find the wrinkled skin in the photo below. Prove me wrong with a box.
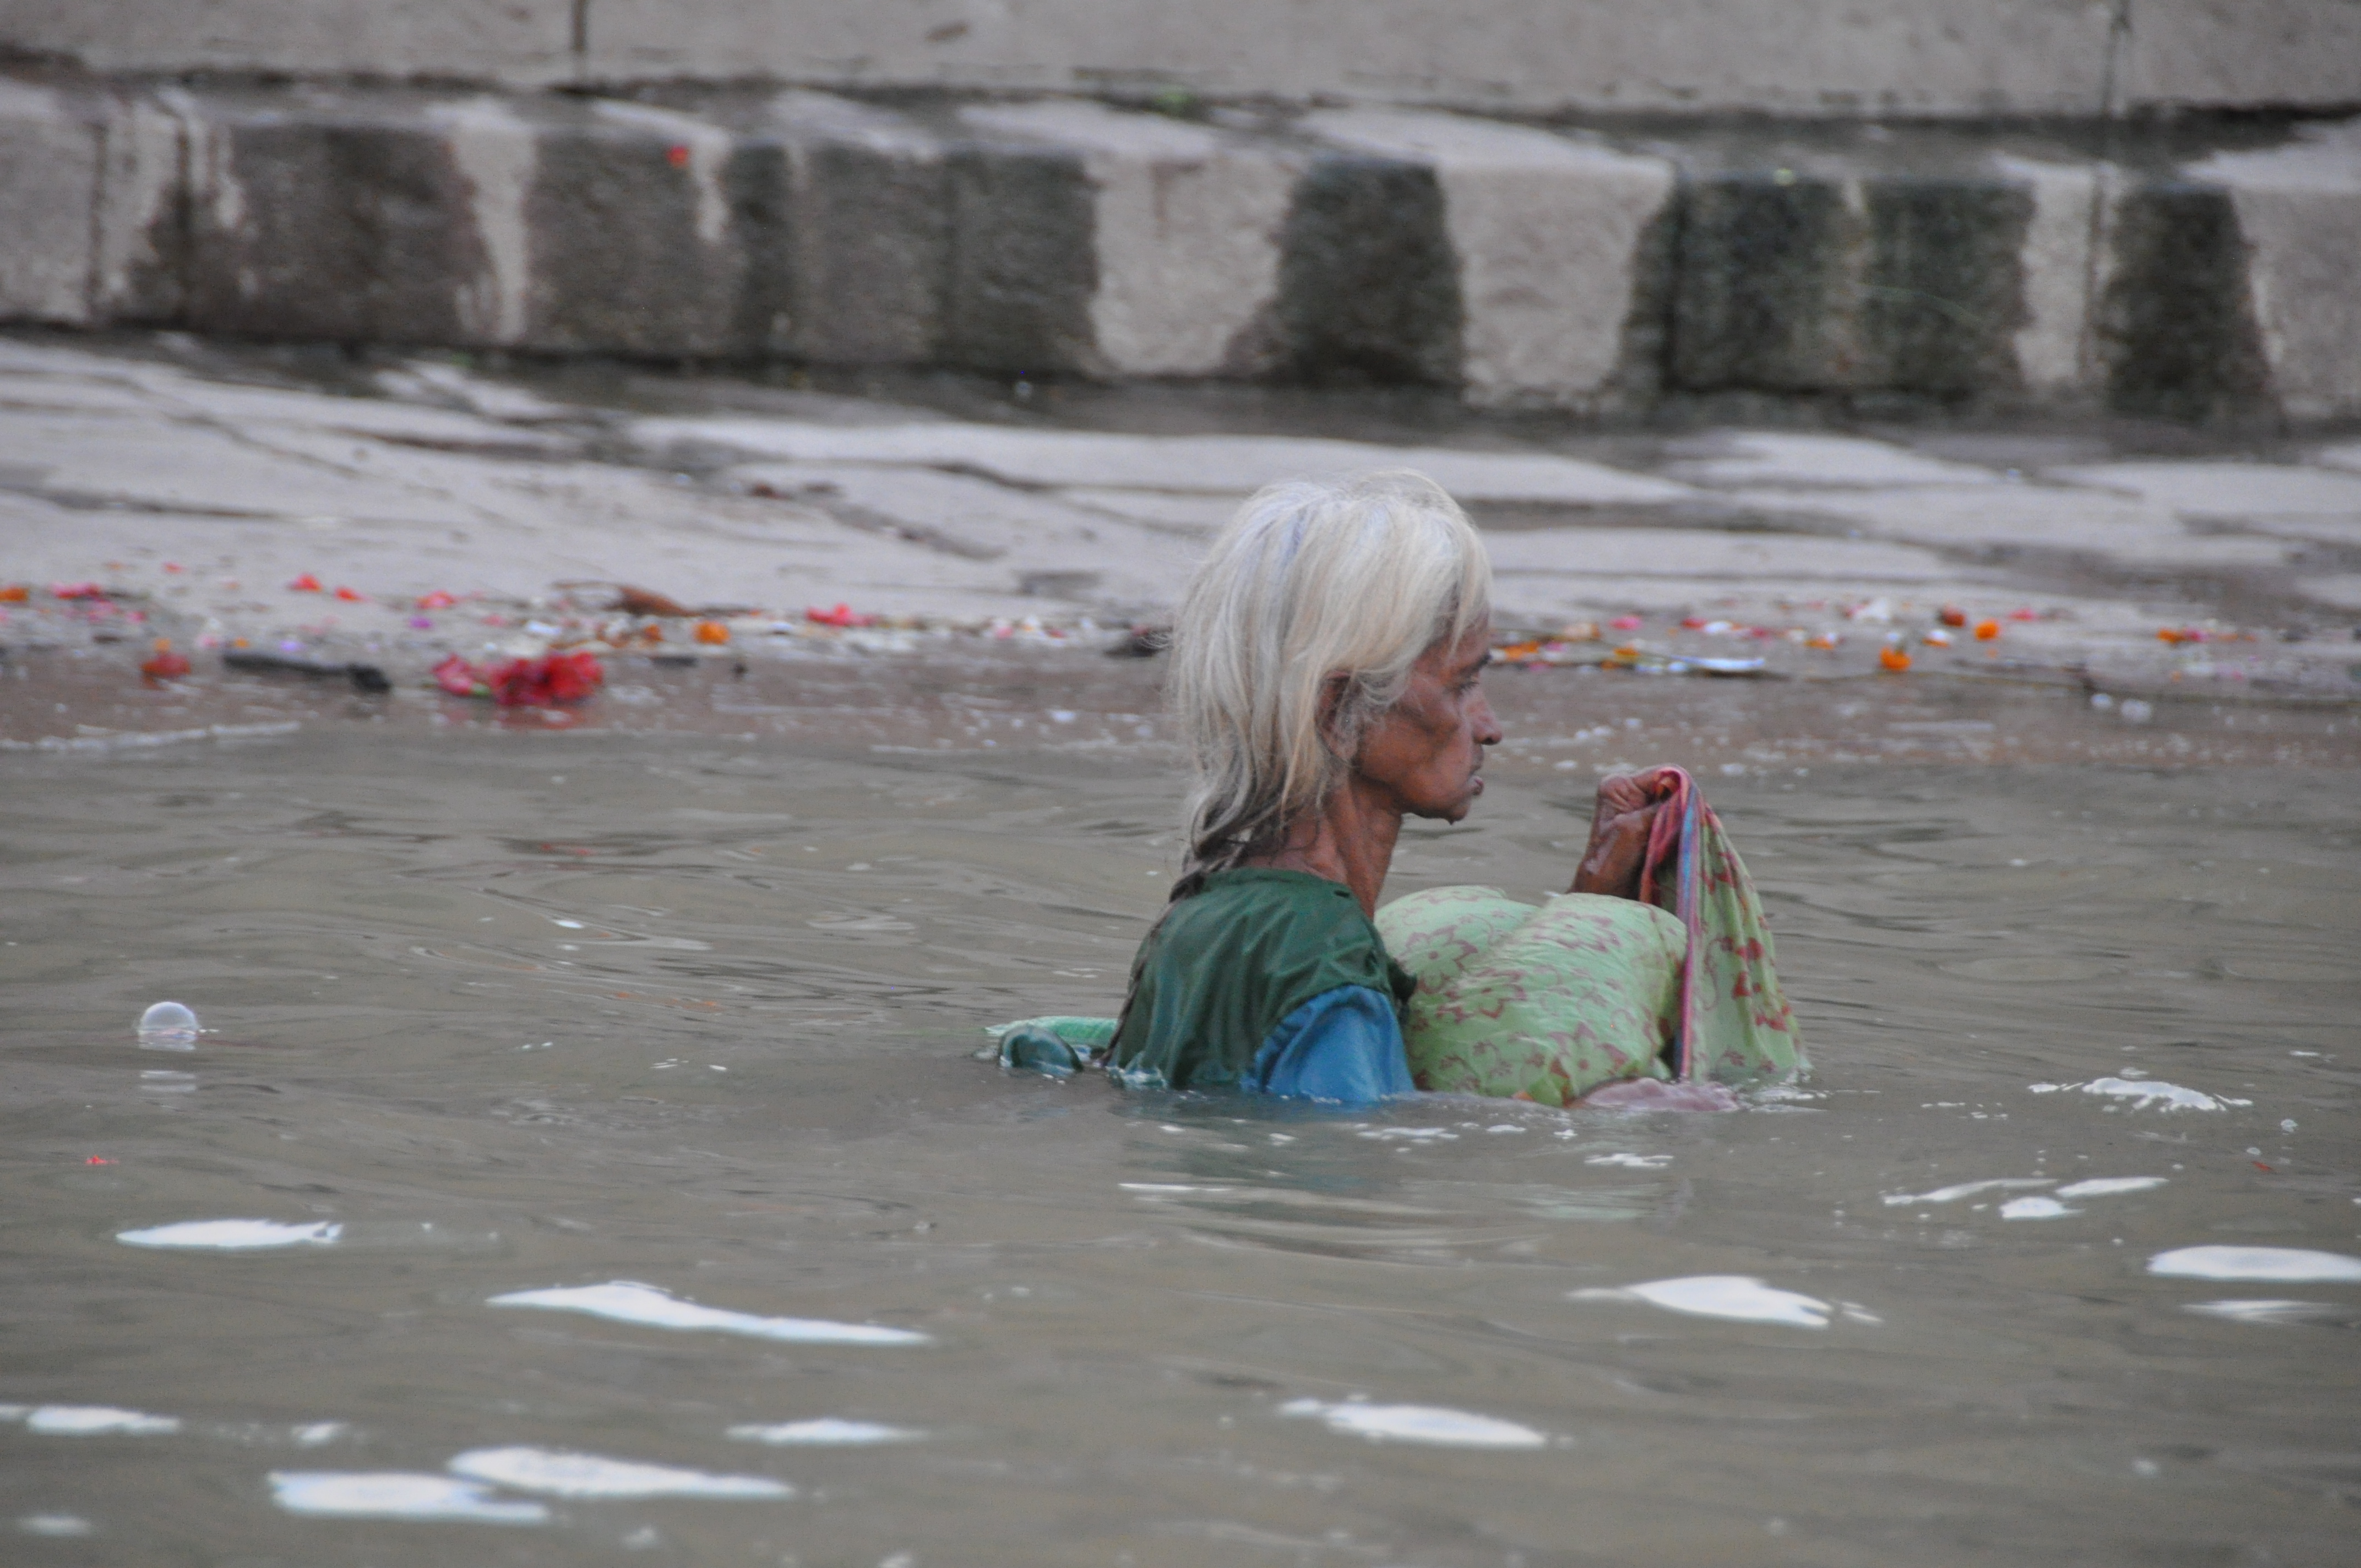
[1571,764,1679,905]
[1244,619,1502,917]
[1350,620,1504,826]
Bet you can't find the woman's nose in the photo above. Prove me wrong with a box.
[1471,692,1503,747]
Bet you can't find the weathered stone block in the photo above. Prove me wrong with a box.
[761,93,950,367]
[0,79,103,325]
[2186,122,2361,422]
[521,100,748,356]
[2096,181,2272,424]
[1671,166,2031,396]
[2122,0,2361,111]
[177,87,761,357]
[961,100,1296,378]
[1860,176,2034,392]
[0,80,192,328]
[1274,152,1461,387]
[421,96,538,346]
[91,93,184,323]
[179,89,491,346]
[1302,110,1676,409]
[1671,172,1854,391]
[1993,154,2100,396]
[942,135,1100,375]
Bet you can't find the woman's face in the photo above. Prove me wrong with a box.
[1351,619,1503,822]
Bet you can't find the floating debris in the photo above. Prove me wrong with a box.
[136,1000,198,1049]
[225,649,391,694]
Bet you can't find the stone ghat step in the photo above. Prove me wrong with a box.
[3,77,2355,421]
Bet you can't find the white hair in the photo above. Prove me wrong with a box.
[1167,469,1490,886]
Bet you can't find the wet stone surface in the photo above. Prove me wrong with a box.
[3,329,2361,731]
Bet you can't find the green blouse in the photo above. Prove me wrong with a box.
[1109,868,1416,1091]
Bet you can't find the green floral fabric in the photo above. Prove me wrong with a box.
[1377,890,1685,1104]
[1374,774,1802,1105]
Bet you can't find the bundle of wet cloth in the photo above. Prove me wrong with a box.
[991,768,1802,1104]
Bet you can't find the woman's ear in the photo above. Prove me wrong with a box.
[1316,671,1356,753]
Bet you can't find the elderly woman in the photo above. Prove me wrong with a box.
[1004,471,1800,1106]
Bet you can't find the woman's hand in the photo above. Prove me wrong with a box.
[1570,769,1668,900]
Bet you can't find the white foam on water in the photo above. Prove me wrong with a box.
[1883,1178,2050,1206]
[2148,1246,2361,1283]
[1276,1399,1547,1449]
[291,1421,349,1447]
[269,1472,548,1524]
[448,1447,792,1499]
[2037,1078,2247,1111]
[2182,1299,2338,1325]
[2055,1176,2167,1199]
[18,1513,93,1536]
[485,1281,931,1344]
[1572,1275,1838,1328]
[116,1219,342,1250]
[1584,1152,1672,1169]
[2000,1196,2078,1220]
[24,1406,181,1436]
[726,1419,922,1446]
[2083,1077,2232,1111]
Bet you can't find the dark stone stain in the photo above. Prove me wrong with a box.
[794,139,953,366]
[943,144,1099,375]
[1600,186,1683,407]
[1669,173,1848,391]
[723,137,797,356]
[526,126,738,355]
[1273,154,1461,387]
[1861,176,2031,392]
[186,119,483,345]
[2099,180,2273,424]
[97,101,188,323]
[1672,171,2032,399]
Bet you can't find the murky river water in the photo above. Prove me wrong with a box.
[4,715,2357,1566]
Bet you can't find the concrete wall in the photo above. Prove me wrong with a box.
[6,0,2359,117]
[0,0,578,84]
[4,78,2356,421]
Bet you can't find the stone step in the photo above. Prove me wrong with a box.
[2,75,2355,420]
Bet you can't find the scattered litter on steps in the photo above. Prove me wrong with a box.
[433,651,605,706]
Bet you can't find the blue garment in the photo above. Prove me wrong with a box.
[1247,984,1416,1104]
[1111,868,1411,1092]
